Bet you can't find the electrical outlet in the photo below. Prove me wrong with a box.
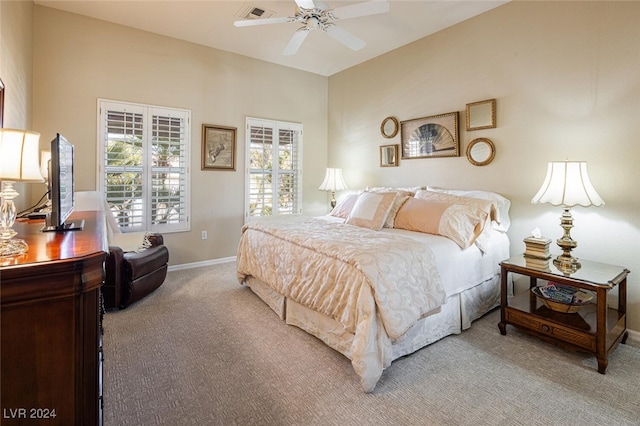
[201,230,207,240]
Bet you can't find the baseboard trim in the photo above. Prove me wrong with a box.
[626,328,640,348]
[168,256,236,272]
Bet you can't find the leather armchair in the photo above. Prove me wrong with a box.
[74,191,169,310]
[104,234,169,309]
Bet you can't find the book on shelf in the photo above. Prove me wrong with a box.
[523,236,552,246]
[524,250,551,260]
[524,256,551,270]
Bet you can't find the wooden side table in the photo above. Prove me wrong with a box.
[498,255,629,373]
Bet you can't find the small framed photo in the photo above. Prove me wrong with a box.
[0,78,4,128]
[400,111,459,159]
[202,124,236,170]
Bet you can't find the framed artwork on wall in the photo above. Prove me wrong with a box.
[0,78,4,128]
[201,124,236,170]
[400,111,459,159]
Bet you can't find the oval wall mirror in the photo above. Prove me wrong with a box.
[380,116,399,138]
[466,138,495,166]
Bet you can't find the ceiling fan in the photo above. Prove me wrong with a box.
[234,0,390,55]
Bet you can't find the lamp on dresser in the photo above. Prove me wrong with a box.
[0,128,44,257]
[319,167,347,208]
[531,160,604,272]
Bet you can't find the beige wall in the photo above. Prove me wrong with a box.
[329,1,640,331]
[0,0,37,208]
[10,1,640,332]
[31,6,329,266]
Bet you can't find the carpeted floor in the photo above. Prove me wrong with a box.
[103,261,640,426]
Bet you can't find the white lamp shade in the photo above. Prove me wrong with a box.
[40,150,51,181]
[318,168,347,192]
[531,161,604,207]
[0,128,44,182]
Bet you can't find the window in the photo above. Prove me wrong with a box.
[245,117,302,220]
[98,99,190,233]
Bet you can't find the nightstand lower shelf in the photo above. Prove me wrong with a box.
[504,292,626,356]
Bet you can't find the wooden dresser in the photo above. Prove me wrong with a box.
[1,211,107,426]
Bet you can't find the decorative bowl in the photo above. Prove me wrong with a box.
[531,287,593,314]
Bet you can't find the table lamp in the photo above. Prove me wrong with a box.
[531,160,604,271]
[319,167,347,208]
[0,128,44,257]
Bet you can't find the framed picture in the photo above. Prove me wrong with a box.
[400,111,459,159]
[379,144,399,167]
[202,124,236,170]
[0,78,4,128]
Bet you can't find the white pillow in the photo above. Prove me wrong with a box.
[367,186,422,195]
[345,192,396,231]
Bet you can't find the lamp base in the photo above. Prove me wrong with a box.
[0,238,29,257]
[553,207,581,274]
[553,255,581,274]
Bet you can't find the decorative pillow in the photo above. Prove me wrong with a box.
[384,194,411,228]
[367,186,422,195]
[426,186,511,232]
[415,190,499,224]
[394,197,489,249]
[345,191,397,230]
[329,193,359,219]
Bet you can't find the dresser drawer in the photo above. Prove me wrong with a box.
[506,308,596,351]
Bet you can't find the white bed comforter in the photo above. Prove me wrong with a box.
[236,215,446,391]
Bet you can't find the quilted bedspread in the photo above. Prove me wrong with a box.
[236,215,446,391]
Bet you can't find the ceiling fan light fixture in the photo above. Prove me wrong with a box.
[306,16,320,30]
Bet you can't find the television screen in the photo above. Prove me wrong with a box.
[43,133,83,232]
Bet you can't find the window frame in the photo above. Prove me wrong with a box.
[97,98,191,234]
[244,117,303,222]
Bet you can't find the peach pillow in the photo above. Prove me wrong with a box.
[346,192,397,230]
[365,190,413,228]
[414,190,499,224]
[426,186,511,232]
[329,193,359,219]
[384,194,411,228]
[394,197,489,249]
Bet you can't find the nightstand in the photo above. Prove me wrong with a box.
[498,255,629,373]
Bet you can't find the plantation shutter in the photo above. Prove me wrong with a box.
[99,99,190,233]
[150,109,189,228]
[246,118,302,220]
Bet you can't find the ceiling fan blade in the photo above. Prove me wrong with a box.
[324,24,366,51]
[295,0,318,9]
[283,28,310,55]
[234,16,292,27]
[331,0,390,21]
[324,24,367,50]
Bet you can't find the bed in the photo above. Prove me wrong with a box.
[236,187,511,392]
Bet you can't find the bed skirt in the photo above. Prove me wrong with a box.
[244,273,500,365]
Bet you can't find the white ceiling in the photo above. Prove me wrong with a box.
[35,0,509,76]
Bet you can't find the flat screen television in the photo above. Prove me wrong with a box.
[43,133,83,232]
